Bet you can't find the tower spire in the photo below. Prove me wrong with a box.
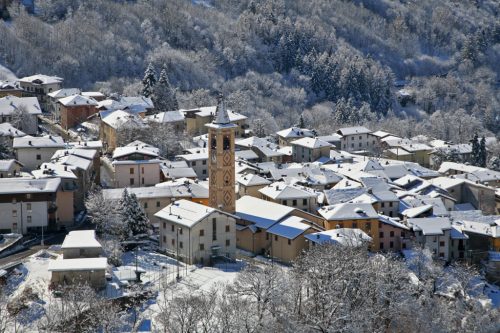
[213,93,230,125]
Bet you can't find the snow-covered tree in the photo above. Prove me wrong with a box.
[479,136,487,167]
[119,189,149,238]
[152,65,178,112]
[141,62,157,98]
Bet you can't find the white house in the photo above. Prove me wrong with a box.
[13,135,65,171]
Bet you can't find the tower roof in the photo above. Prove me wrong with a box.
[206,93,237,129]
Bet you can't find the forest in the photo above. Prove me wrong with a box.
[0,0,498,140]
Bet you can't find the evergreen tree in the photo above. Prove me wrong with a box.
[470,133,479,166]
[479,136,487,167]
[298,114,305,128]
[141,62,157,98]
[152,64,179,112]
[119,189,149,239]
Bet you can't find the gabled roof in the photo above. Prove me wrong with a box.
[378,214,410,230]
[155,199,235,228]
[0,96,42,115]
[0,177,61,194]
[61,230,102,249]
[48,88,81,99]
[276,127,315,139]
[259,182,317,200]
[147,110,185,123]
[305,228,372,246]
[0,123,25,138]
[101,110,145,129]
[113,145,159,159]
[336,126,371,136]
[235,196,294,229]
[18,74,63,85]
[236,149,259,160]
[408,217,451,235]
[0,159,23,172]
[119,96,154,109]
[48,258,107,272]
[267,216,313,240]
[291,137,332,149]
[13,135,65,148]
[58,94,98,107]
[237,173,271,187]
[319,202,378,221]
[32,163,78,179]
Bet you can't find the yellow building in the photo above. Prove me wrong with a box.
[318,202,380,251]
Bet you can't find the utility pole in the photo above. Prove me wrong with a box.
[176,227,180,280]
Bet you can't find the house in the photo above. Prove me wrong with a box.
[318,202,381,250]
[428,143,472,168]
[317,134,342,150]
[265,216,321,263]
[155,178,210,206]
[236,173,271,198]
[99,110,145,152]
[305,228,372,248]
[176,151,208,180]
[0,80,24,98]
[160,161,197,181]
[336,126,372,152]
[58,94,98,130]
[235,137,285,163]
[386,142,433,167]
[146,110,185,132]
[17,74,63,112]
[52,147,100,186]
[13,135,65,171]
[235,196,324,260]
[82,91,105,101]
[112,159,161,188]
[0,177,72,234]
[47,88,81,121]
[61,230,103,259]
[0,122,25,148]
[259,181,319,213]
[290,137,331,163]
[407,217,452,262]
[0,159,23,178]
[156,199,237,265]
[377,214,411,252]
[276,127,315,147]
[182,106,248,136]
[48,257,107,289]
[119,96,155,115]
[0,95,42,134]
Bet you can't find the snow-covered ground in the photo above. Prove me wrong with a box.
[0,63,17,80]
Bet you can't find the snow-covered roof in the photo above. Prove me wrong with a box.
[101,110,145,129]
[236,196,294,229]
[291,137,332,149]
[259,182,317,200]
[13,135,65,148]
[317,134,342,143]
[305,228,372,246]
[0,177,61,194]
[68,140,103,149]
[103,186,177,200]
[81,91,105,98]
[235,149,259,160]
[319,202,378,221]
[371,130,392,138]
[336,126,371,136]
[0,159,22,172]
[177,152,207,161]
[48,88,81,99]
[323,188,368,205]
[267,216,313,240]
[61,230,102,249]
[183,105,247,122]
[276,127,315,139]
[52,148,97,161]
[162,167,197,179]
[408,217,451,235]
[237,173,271,187]
[48,257,107,272]
[155,199,234,228]
[155,179,209,198]
[119,96,154,109]
[438,162,480,174]
[0,95,42,115]
[54,154,92,171]
[58,94,98,107]
[32,163,78,179]
[378,214,410,230]
[0,122,25,138]
[235,136,277,149]
[18,74,63,85]
[147,110,185,123]
[113,145,159,159]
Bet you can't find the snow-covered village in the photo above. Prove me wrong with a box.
[0,1,499,332]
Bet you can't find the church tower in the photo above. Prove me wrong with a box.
[206,94,236,214]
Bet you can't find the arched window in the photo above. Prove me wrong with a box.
[211,137,217,149]
[223,136,230,150]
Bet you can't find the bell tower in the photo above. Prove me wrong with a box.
[206,94,236,214]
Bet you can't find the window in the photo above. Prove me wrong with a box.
[163,236,166,243]
[225,225,230,232]
[12,210,17,217]
[130,168,134,174]
[283,200,287,205]
[292,199,297,206]
[266,233,269,240]
[379,232,384,238]
[180,241,183,249]
[163,222,166,229]
[359,142,362,147]
[274,235,278,241]
[171,239,175,246]
[200,229,204,236]
[381,202,385,208]
[192,161,196,166]
[225,239,230,246]
[351,143,354,148]
[202,169,206,175]
[389,202,393,207]
[223,136,230,150]
[390,241,394,248]
[365,223,371,230]
[200,244,204,251]
[401,231,405,238]
[439,241,445,247]
[212,218,217,241]
[142,177,144,185]
[26,194,31,199]
[141,167,144,173]
[351,137,354,140]
[303,199,307,205]
[26,203,31,210]
[179,228,183,235]
[380,242,384,249]
[36,154,41,160]
[202,160,206,165]
[27,216,32,223]
[144,202,148,209]
[439,252,444,258]
[352,222,357,228]
[390,231,394,237]
[171,225,174,232]
[157,201,160,207]
[130,178,134,185]
[433,237,437,243]
[359,136,362,140]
